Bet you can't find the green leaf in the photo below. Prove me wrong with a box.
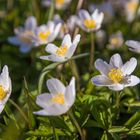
[108,126,129,133]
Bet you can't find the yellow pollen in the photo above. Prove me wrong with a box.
[56,0,64,5]
[108,68,123,83]
[38,31,51,41]
[0,85,6,100]
[110,38,120,45]
[52,93,65,104]
[56,46,68,56]
[84,19,96,29]
[127,1,137,12]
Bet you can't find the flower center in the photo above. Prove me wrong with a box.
[51,93,65,104]
[127,1,137,12]
[0,85,6,100]
[38,31,51,41]
[108,68,123,83]
[19,30,33,44]
[56,0,64,5]
[110,38,120,46]
[56,45,68,56]
[84,19,96,29]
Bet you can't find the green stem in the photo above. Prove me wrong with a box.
[115,91,120,119]
[9,99,30,125]
[48,0,54,20]
[68,60,80,90]
[89,32,94,72]
[68,110,85,140]
[50,119,59,140]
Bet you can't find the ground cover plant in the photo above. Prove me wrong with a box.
[1,0,140,139]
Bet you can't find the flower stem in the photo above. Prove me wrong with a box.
[9,99,30,125]
[68,110,85,140]
[115,91,120,119]
[89,32,94,72]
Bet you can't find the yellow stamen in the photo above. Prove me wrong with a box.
[52,93,65,104]
[110,38,120,45]
[127,1,137,12]
[38,31,51,41]
[84,19,96,29]
[56,0,64,5]
[56,45,68,56]
[0,85,6,100]
[108,68,123,83]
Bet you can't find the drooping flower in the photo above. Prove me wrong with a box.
[125,40,140,53]
[33,21,61,46]
[8,16,37,53]
[34,77,75,116]
[42,0,72,10]
[77,9,104,32]
[0,65,12,113]
[91,53,140,91]
[40,34,81,62]
[107,31,124,49]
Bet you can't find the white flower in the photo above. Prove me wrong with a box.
[0,65,12,113]
[89,1,114,23]
[95,30,106,48]
[77,9,104,32]
[53,14,68,39]
[34,77,75,116]
[107,31,124,49]
[91,53,140,91]
[53,14,77,39]
[125,0,139,22]
[125,40,140,53]
[42,0,72,10]
[8,16,37,53]
[40,34,81,62]
[33,21,61,46]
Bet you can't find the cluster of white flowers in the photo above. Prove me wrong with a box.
[2,0,140,117]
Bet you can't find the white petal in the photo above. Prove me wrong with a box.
[121,57,137,75]
[73,34,81,46]
[40,55,65,62]
[47,78,66,95]
[109,84,124,91]
[95,59,112,75]
[91,75,113,86]
[125,40,140,53]
[65,77,76,106]
[91,9,99,19]
[25,16,37,30]
[62,34,72,47]
[125,75,140,87]
[109,53,123,68]
[95,12,104,24]
[33,109,49,116]
[36,93,52,109]
[66,44,77,59]
[45,43,58,54]
[0,66,10,91]
[78,9,91,21]
[20,44,32,53]
[0,105,4,114]
[41,104,68,116]
[8,37,21,45]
